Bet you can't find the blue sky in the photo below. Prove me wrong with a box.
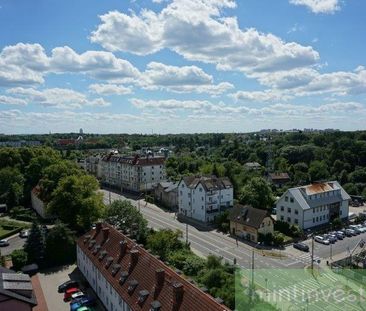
[0,0,365,134]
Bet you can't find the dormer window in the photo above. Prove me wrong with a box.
[99,250,107,261]
[119,271,129,285]
[127,279,138,294]
[150,300,162,311]
[105,256,114,269]
[111,264,121,276]
[88,239,96,249]
[138,289,149,304]
[92,245,101,255]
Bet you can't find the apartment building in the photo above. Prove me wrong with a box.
[276,181,350,230]
[100,154,166,192]
[178,176,233,223]
[77,223,229,311]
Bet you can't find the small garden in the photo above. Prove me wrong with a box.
[0,218,30,240]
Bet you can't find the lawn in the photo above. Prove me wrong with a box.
[0,218,30,239]
[236,267,366,311]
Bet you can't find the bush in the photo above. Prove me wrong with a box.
[182,255,206,276]
[11,249,28,271]
[273,231,285,246]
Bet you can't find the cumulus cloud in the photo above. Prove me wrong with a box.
[0,95,27,106]
[88,83,133,95]
[289,0,341,14]
[90,0,319,75]
[6,87,110,109]
[231,90,292,102]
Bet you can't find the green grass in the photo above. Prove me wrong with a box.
[236,267,366,311]
[0,218,30,239]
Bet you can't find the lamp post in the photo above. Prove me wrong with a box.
[186,223,189,245]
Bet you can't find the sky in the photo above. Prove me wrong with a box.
[0,0,365,134]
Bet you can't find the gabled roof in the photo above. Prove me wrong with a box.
[102,154,165,166]
[77,224,230,311]
[228,204,272,229]
[156,182,178,193]
[180,176,232,191]
[0,267,37,307]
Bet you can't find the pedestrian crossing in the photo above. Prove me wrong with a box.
[288,253,322,265]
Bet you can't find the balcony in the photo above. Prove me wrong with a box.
[206,208,219,214]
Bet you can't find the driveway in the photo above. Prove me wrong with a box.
[38,264,105,311]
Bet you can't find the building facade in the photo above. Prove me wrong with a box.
[100,154,166,193]
[178,176,233,223]
[229,204,274,243]
[153,182,178,210]
[77,223,229,311]
[275,181,350,230]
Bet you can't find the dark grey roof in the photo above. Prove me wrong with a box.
[157,181,178,193]
[0,267,37,306]
[181,175,232,191]
[229,204,272,229]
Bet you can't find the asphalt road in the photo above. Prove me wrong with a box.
[101,189,306,269]
[0,234,26,256]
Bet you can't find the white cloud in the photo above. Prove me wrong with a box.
[289,0,341,14]
[0,95,27,106]
[231,90,292,102]
[88,83,133,95]
[6,87,110,109]
[140,62,233,94]
[90,0,319,75]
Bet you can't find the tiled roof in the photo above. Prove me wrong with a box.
[228,204,272,229]
[77,224,230,311]
[181,176,232,191]
[269,173,290,181]
[102,154,165,166]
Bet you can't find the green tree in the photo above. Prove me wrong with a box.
[239,177,274,210]
[45,222,75,265]
[24,221,45,264]
[147,229,185,261]
[104,200,148,243]
[47,175,105,231]
[308,160,329,182]
[0,167,24,208]
[11,249,28,271]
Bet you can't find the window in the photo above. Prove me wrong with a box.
[294,219,298,224]
[290,198,294,203]
[287,207,291,213]
[287,217,291,223]
[280,216,284,221]
[313,209,315,213]
[294,209,298,215]
[202,197,204,201]
[316,217,318,222]
[285,196,288,202]
[313,218,315,223]
[280,206,284,211]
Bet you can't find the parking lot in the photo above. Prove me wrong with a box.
[38,264,105,311]
[287,222,366,265]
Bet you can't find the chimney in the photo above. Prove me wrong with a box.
[119,240,127,258]
[172,282,184,306]
[96,222,102,234]
[155,269,165,288]
[129,249,139,272]
[102,227,109,242]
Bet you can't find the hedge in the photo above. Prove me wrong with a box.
[0,227,23,240]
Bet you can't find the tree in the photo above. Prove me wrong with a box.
[45,222,75,265]
[47,175,105,231]
[239,177,274,210]
[147,229,185,261]
[104,200,148,243]
[11,249,28,271]
[308,160,329,182]
[24,221,45,264]
[0,167,24,208]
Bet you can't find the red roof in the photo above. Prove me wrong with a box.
[57,139,76,146]
[77,224,230,311]
[102,155,165,166]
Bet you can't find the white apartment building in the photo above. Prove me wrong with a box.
[276,181,350,230]
[100,154,166,192]
[178,176,233,223]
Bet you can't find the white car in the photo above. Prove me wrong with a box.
[71,291,85,300]
[314,235,330,245]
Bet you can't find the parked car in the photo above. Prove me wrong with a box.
[71,292,85,301]
[64,288,81,301]
[58,280,79,293]
[19,230,30,238]
[314,236,330,245]
[0,239,9,247]
[324,234,337,244]
[76,307,92,311]
[293,242,309,252]
[70,296,96,311]
[345,229,356,237]
[335,231,344,239]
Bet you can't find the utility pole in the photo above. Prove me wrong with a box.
[330,243,333,260]
[186,223,188,244]
[311,235,314,272]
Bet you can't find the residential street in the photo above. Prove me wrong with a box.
[1,234,26,256]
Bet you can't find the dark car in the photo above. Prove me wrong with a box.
[58,280,79,293]
[293,242,309,252]
[70,296,96,311]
